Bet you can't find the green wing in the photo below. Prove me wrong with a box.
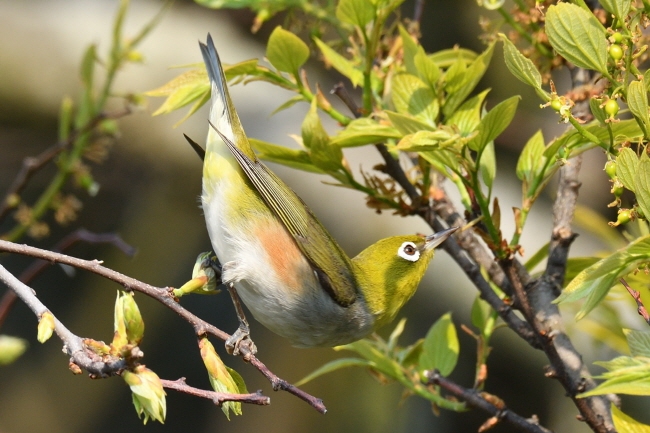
[213,126,358,307]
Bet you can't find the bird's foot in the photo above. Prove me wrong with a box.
[225,325,257,360]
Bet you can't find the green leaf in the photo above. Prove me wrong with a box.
[391,73,438,125]
[336,0,376,27]
[617,147,639,192]
[625,329,650,357]
[480,141,496,189]
[590,98,608,125]
[516,130,546,181]
[544,119,643,157]
[387,318,406,352]
[447,89,490,136]
[430,48,477,68]
[499,34,547,98]
[471,296,493,331]
[627,80,650,137]
[396,130,459,152]
[385,111,435,135]
[146,68,209,116]
[249,138,324,173]
[314,37,363,87]
[468,96,520,152]
[557,235,650,319]
[266,26,310,75]
[612,405,650,433]
[419,312,459,377]
[398,25,419,76]
[270,95,304,116]
[443,43,494,117]
[295,358,374,386]
[599,0,632,20]
[545,3,608,75]
[635,155,650,219]
[302,99,342,171]
[0,335,28,365]
[337,339,404,379]
[330,118,401,147]
[579,356,650,397]
[414,50,441,89]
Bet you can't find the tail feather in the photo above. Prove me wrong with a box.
[200,34,255,159]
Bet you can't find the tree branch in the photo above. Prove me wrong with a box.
[426,370,553,433]
[0,229,136,329]
[0,240,326,413]
[620,278,650,326]
[160,378,270,406]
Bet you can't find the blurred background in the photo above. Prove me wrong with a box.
[0,0,646,432]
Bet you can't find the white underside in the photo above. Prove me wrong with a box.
[202,177,374,347]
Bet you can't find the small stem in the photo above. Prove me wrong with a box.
[0,240,326,413]
[160,378,270,406]
[620,278,650,326]
[426,370,553,433]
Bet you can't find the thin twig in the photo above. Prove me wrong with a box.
[0,264,128,377]
[0,229,135,329]
[0,240,326,413]
[620,278,650,326]
[160,378,270,406]
[426,370,552,433]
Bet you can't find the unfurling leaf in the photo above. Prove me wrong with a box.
[37,312,55,343]
[123,366,167,424]
[174,251,220,297]
[200,337,245,419]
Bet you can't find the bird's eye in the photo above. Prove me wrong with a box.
[398,242,420,262]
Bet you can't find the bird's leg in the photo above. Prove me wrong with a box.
[220,261,257,358]
[225,283,257,357]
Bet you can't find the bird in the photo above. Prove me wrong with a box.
[197,34,457,351]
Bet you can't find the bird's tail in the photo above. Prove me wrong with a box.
[199,34,255,160]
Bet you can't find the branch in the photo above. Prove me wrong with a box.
[0,229,136,329]
[426,370,553,433]
[620,278,650,326]
[0,240,326,414]
[160,378,270,406]
[0,264,128,377]
[510,65,614,433]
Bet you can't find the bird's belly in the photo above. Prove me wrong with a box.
[202,178,374,347]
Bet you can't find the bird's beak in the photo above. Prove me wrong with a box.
[423,227,458,251]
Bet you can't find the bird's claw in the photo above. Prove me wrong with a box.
[226,326,257,360]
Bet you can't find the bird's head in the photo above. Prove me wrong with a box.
[352,227,457,328]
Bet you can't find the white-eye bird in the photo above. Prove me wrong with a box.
[198,34,457,349]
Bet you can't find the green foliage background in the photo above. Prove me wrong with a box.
[2,0,650,432]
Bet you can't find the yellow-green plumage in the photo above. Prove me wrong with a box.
[199,34,456,347]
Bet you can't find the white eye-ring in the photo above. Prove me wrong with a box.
[398,242,420,262]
